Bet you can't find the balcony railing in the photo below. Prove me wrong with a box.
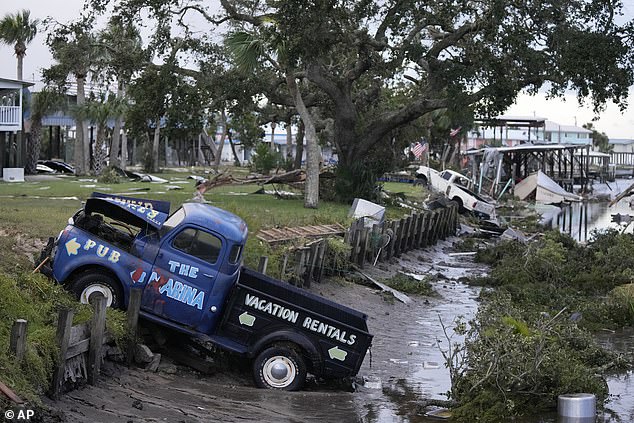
[0,106,21,127]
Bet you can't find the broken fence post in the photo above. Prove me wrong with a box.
[258,256,269,275]
[294,249,305,287]
[51,308,74,399]
[315,240,327,282]
[358,226,370,268]
[127,288,143,367]
[88,295,107,385]
[280,254,289,280]
[10,319,28,362]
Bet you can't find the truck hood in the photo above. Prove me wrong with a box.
[85,197,169,229]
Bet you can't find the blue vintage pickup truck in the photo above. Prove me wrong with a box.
[41,192,372,391]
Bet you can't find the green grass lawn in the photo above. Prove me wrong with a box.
[0,172,355,272]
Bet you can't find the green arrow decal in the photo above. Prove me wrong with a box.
[328,346,348,362]
[239,312,256,327]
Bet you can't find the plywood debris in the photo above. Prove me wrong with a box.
[257,223,346,243]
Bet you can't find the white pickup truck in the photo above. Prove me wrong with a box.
[416,166,496,219]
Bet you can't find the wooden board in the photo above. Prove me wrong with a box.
[256,223,346,244]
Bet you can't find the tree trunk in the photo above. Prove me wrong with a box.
[75,76,86,175]
[270,122,276,152]
[120,129,128,169]
[16,54,25,168]
[286,122,293,163]
[228,132,241,166]
[109,82,124,167]
[286,74,319,209]
[93,126,107,175]
[25,120,41,175]
[214,110,227,169]
[152,117,161,172]
[17,55,23,81]
[164,136,169,167]
[294,120,304,170]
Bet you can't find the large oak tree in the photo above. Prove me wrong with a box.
[90,0,634,199]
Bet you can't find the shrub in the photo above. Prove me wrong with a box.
[608,283,634,324]
[381,273,436,296]
[324,238,352,276]
[451,291,616,422]
[251,143,283,175]
[97,166,121,184]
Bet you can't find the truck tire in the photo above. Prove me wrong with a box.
[70,272,123,309]
[416,175,428,186]
[253,345,306,391]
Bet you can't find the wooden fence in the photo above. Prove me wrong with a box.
[257,238,328,289]
[346,203,459,268]
[8,290,145,399]
[255,204,459,285]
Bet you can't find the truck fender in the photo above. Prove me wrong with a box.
[59,261,130,304]
[249,329,323,375]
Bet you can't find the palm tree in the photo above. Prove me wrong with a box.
[0,9,39,80]
[97,17,146,168]
[78,94,125,176]
[45,18,100,175]
[26,88,64,174]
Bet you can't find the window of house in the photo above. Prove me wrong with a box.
[172,228,222,264]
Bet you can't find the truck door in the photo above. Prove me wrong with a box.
[141,225,223,331]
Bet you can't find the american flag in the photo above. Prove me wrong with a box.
[411,142,428,159]
[449,127,462,137]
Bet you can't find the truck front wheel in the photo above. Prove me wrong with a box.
[70,272,123,309]
[253,345,306,391]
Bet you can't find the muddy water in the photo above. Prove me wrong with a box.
[597,328,634,422]
[540,200,634,243]
[347,242,634,423]
[337,242,486,422]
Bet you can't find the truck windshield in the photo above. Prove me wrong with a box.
[160,208,185,237]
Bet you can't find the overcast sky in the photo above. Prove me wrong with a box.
[1,0,634,139]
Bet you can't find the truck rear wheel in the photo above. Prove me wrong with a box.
[70,272,123,309]
[253,345,306,391]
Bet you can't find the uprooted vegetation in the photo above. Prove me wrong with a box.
[0,273,127,408]
[448,229,634,422]
[381,273,436,296]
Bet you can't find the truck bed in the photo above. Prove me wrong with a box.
[217,268,373,378]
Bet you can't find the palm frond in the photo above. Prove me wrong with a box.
[225,31,265,73]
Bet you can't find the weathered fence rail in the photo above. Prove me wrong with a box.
[256,204,459,287]
[257,238,328,289]
[347,203,459,268]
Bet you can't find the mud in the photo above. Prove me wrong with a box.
[0,228,48,265]
[42,238,484,423]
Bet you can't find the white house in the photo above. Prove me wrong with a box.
[466,116,592,149]
[1,77,35,179]
[608,138,634,153]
